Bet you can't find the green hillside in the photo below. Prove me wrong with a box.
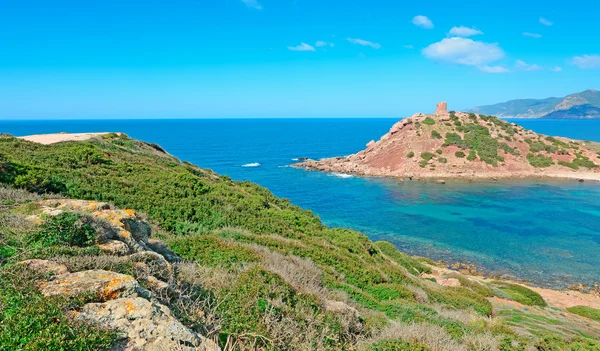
[1,133,599,350]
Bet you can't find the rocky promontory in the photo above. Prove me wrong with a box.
[296,103,600,181]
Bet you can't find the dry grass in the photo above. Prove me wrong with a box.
[250,244,329,300]
[358,322,468,351]
[0,185,41,203]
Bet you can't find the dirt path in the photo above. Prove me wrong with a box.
[18,132,116,145]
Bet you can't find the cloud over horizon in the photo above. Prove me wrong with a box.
[449,26,483,37]
[572,55,600,69]
[287,43,316,52]
[347,38,381,49]
[422,37,504,72]
[241,0,262,10]
[412,15,434,29]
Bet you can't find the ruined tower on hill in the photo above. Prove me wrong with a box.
[435,101,448,115]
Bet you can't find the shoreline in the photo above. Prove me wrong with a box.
[293,163,600,183]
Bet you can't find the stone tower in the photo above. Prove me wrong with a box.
[435,102,448,115]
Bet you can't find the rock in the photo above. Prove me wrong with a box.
[147,238,181,262]
[39,270,148,300]
[19,259,69,277]
[97,239,130,256]
[366,140,376,148]
[73,297,220,351]
[436,180,446,184]
[435,102,448,115]
[121,217,151,244]
[578,178,585,182]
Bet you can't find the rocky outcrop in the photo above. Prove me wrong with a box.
[23,200,220,351]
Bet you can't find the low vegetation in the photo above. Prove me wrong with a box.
[1,135,599,350]
[567,306,600,322]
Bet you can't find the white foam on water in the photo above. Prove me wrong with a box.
[331,172,354,179]
[241,162,261,167]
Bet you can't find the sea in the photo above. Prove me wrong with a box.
[2,118,600,288]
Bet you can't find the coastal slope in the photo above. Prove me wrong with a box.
[1,133,600,350]
[297,103,600,180]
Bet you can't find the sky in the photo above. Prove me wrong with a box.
[1,0,600,119]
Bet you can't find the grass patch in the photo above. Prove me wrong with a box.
[567,306,600,322]
[527,153,554,168]
[422,117,435,126]
[490,282,546,307]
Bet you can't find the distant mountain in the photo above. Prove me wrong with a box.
[469,89,600,119]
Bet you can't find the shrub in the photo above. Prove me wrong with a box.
[455,151,466,158]
[437,157,447,164]
[567,306,600,321]
[168,234,260,268]
[490,282,546,307]
[466,150,476,161]
[431,130,442,139]
[419,160,428,168]
[420,152,435,161]
[407,151,415,158]
[31,212,96,248]
[435,149,442,155]
[422,117,435,126]
[443,133,466,148]
[527,153,554,168]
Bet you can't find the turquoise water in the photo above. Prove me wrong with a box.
[2,118,600,288]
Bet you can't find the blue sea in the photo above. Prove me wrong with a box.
[2,118,600,288]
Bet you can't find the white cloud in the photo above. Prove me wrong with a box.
[552,66,563,72]
[449,26,483,37]
[422,37,504,68]
[572,54,600,69]
[347,38,381,49]
[539,17,553,26]
[412,15,434,29]
[479,65,510,73]
[287,43,316,52]
[315,40,334,48]
[523,32,542,38]
[241,0,262,10]
[515,60,543,71]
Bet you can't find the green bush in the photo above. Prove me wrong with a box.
[455,151,466,158]
[168,234,260,268]
[527,153,554,168]
[431,130,442,139]
[31,212,96,248]
[407,151,415,158]
[435,149,442,154]
[437,157,447,164]
[422,117,435,125]
[567,306,600,321]
[420,152,435,161]
[490,282,546,307]
[443,133,467,148]
[466,150,477,161]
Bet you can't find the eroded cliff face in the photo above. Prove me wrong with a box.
[297,103,600,180]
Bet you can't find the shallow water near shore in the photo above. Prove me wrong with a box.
[3,118,600,288]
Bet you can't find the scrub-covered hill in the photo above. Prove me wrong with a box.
[298,103,600,181]
[1,133,599,350]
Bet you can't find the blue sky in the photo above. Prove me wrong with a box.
[1,0,599,119]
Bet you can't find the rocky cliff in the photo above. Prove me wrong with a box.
[297,103,600,180]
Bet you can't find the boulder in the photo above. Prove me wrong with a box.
[73,297,220,351]
[97,239,130,256]
[19,259,69,277]
[39,270,148,300]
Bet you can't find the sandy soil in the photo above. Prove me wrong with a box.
[18,132,115,145]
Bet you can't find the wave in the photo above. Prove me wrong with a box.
[241,162,261,168]
[291,158,299,161]
[277,165,290,168]
[331,172,354,179]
